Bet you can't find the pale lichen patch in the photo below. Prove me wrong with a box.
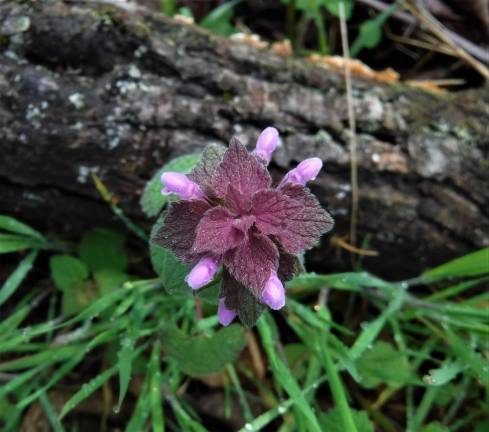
[77,166,99,184]
[69,93,85,109]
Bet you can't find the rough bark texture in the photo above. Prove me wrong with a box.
[1,0,488,278]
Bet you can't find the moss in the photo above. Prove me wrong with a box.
[222,91,234,103]
[126,19,152,38]
[91,5,152,39]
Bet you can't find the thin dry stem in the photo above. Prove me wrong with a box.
[406,0,489,79]
[339,1,359,248]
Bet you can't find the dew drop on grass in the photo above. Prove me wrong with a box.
[113,406,120,414]
[244,423,254,431]
[277,404,287,414]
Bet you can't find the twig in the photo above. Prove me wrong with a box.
[357,0,489,65]
[332,235,379,256]
[338,1,359,248]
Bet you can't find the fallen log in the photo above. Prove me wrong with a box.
[1,0,488,278]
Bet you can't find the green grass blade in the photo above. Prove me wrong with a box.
[444,327,489,385]
[0,304,30,336]
[237,375,328,432]
[18,355,84,409]
[422,247,489,282]
[227,364,253,422]
[0,234,43,254]
[116,336,136,412]
[60,365,119,419]
[0,345,79,371]
[39,392,66,432]
[60,344,147,419]
[411,386,439,430]
[349,287,405,359]
[257,314,323,432]
[150,342,164,432]
[0,250,38,307]
[317,333,358,432]
[0,215,44,240]
[0,365,46,398]
[424,276,489,302]
[126,356,153,432]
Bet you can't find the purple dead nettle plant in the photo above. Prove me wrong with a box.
[154,127,334,327]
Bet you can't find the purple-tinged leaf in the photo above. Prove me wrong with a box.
[224,231,279,295]
[277,183,334,254]
[221,271,265,328]
[212,138,271,201]
[252,189,302,235]
[188,143,226,195]
[153,200,210,263]
[278,249,301,282]
[225,184,251,215]
[193,207,246,254]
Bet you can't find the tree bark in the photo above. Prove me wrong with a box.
[1,0,488,278]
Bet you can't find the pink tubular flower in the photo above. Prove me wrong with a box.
[261,271,285,310]
[218,298,237,326]
[281,157,323,186]
[185,255,220,290]
[253,127,279,164]
[154,127,334,327]
[161,172,204,200]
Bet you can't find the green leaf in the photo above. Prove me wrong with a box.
[357,341,413,388]
[295,0,321,15]
[94,269,129,295]
[422,247,489,282]
[0,234,43,254]
[420,422,449,432]
[321,0,353,18]
[423,360,463,386]
[140,153,201,218]
[61,281,98,316]
[160,0,176,17]
[0,250,38,307]
[283,343,309,380]
[200,0,241,36]
[0,215,44,240]
[149,213,190,295]
[350,19,383,57]
[162,324,246,377]
[236,283,265,328]
[177,6,194,19]
[475,420,489,432]
[50,255,98,316]
[50,255,89,292]
[78,228,127,273]
[350,2,397,56]
[320,408,374,432]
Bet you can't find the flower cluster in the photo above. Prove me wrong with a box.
[155,127,333,326]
